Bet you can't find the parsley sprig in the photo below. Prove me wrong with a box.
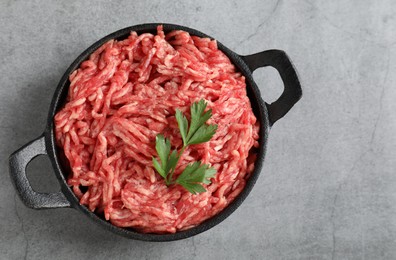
[152,100,218,194]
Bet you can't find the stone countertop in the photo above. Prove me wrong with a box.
[1,1,395,259]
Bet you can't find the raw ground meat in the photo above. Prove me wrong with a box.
[54,25,260,233]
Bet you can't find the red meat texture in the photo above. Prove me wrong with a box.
[54,26,260,233]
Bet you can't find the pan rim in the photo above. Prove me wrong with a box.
[45,23,269,241]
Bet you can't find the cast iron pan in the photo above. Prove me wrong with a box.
[9,23,302,241]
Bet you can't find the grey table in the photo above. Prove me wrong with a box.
[1,0,395,259]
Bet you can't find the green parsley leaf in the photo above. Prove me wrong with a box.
[175,161,217,194]
[201,167,216,185]
[166,149,179,183]
[175,109,188,146]
[186,100,216,145]
[175,161,202,183]
[155,134,170,171]
[187,124,218,145]
[179,183,207,195]
[152,157,166,179]
[153,134,180,184]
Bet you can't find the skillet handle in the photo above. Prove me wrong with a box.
[241,50,302,125]
[9,135,71,209]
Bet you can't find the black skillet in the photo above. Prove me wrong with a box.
[9,23,302,241]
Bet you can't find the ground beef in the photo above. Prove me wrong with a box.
[54,25,260,233]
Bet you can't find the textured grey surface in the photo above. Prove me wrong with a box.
[1,0,396,259]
